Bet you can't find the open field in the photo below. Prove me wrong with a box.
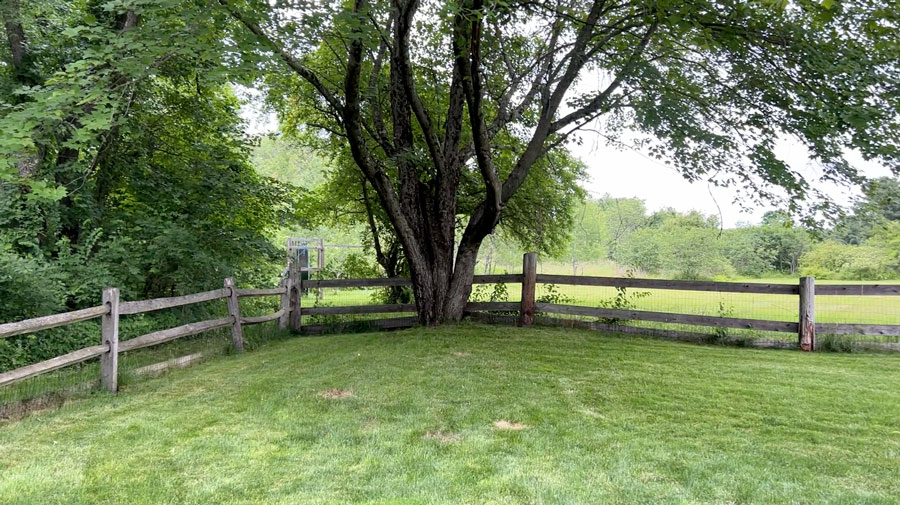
[308,284,899,324]
[2,324,899,504]
[306,261,900,339]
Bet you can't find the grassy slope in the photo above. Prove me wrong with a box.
[1,324,898,505]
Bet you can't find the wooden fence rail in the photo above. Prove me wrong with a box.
[0,305,109,339]
[0,345,109,388]
[291,254,900,350]
[535,303,800,333]
[119,289,229,315]
[535,274,802,294]
[0,277,289,392]
[2,253,900,395]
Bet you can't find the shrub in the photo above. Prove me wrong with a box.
[800,241,892,280]
[471,281,510,303]
[536,284,573,305]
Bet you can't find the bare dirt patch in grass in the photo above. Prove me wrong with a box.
[318,389,353,399]
[0,393,67,423]
[424,430,462,443]
[452,351,470,357]
[493,420,528,430]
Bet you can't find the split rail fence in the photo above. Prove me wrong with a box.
[300,252,900,350]
[0,277,289,393]
[2,253,899,396]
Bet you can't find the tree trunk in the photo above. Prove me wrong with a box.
[404,238,482,325]
[442,241,481,321]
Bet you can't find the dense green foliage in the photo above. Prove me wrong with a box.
[0,1,299,309]
[2,325,898,503]
[0,2,300,368]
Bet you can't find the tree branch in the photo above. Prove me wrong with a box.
[344,0,425,276]
[367,25,394,156]
[453,0,502,217]
[394,0,445,175]
[550,20,658,131]
[217,0,344,115]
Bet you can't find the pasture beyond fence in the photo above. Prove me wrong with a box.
[2,253,899,400]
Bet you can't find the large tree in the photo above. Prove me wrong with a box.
[5,0,899,324]
[216,0,898,324]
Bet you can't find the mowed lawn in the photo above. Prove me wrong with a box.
[1,325,899,504]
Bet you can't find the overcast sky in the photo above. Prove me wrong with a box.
[570,136,893,227]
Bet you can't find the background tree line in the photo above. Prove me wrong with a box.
[482,177,900,281]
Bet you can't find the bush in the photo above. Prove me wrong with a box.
[320,252,381,280]
[615,213,735,279]
[800,241,892,280]
[0,249,66,322]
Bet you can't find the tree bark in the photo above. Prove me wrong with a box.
[2,0,27,79]
[2,0,42,178]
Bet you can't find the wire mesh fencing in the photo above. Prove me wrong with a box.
[816,285,900,351]
[300,273,416,332]
[298,266,898,353]
[533,281,800,347]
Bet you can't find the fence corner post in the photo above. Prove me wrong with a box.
[224,277,245,352]
[100,287,120,393]
[279,274,290,331]
[799,276,815,351]
[519,252,538,327]
[289,260,302,333]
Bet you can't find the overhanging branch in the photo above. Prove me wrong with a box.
[217,0,344,115]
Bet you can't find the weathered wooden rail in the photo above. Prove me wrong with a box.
[2,252,899,395]
[293,253,900,351]
[0,276,290,391]
[534,303,800,333]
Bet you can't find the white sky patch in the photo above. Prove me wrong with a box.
[235,85,277,135]
[570,136,892,227]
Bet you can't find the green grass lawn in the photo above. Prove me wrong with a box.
[2,324,899,504]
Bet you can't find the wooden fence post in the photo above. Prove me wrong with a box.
[279,273,290,330]
[100,287,120,392]
[799,276,815,351]
[519,252,538,326]
[224,277,245,352]
[317,238,325,300]
[289,260,302,332]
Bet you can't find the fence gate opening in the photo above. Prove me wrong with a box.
[285,238,365,299]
